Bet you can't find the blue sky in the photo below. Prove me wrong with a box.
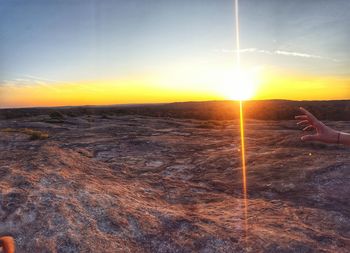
[0,0,236,81]
[0,0,349,106]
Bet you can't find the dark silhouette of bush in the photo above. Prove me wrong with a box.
[49,111,64,120]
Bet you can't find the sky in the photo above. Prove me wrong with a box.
[0,0,349,108]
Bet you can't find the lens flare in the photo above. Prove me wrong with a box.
[234,0,249,243]
[239,100,248,240]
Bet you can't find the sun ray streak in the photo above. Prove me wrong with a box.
[234,0,249,243]
[239,100,248,241]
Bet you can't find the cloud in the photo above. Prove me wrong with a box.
[274,50,324,59]
[216,48,259,53]
[0,75,63,91]
[214,48,339,62]
[23,75,62,83]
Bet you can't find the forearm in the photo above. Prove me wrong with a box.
[321,124,350,146]
[338,132,350,146]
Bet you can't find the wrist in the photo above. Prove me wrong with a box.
[337,132,341,144]
[328,130,340,144]
[332,131,341,144]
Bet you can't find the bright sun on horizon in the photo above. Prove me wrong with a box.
[0,0,349,108]
[217,68,260,101]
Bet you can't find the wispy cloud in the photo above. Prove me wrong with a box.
[214,48,340,62]
[23,75,62,83]
[0,75,63,91]
[274,50,324,59]
[217,48,259,53]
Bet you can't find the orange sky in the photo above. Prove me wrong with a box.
[1,1,349,108]
[1,66,349,108]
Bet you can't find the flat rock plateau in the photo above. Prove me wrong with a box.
[0,114,349,252]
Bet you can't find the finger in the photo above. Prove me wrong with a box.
[297,120,309,126]
[303,125,314,131]
[301,134,319,142]
[299,107,318,122]
[295,115,308,120]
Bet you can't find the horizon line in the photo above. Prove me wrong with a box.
[1,98,349,110]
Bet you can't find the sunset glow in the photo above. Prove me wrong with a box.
[0,0,349,108]
[0,68,349,108]
[216,68,259,101]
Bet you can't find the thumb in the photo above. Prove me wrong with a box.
[301,134,319,142]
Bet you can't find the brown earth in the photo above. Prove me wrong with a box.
[0,114,349,252]
[1,100,349,121]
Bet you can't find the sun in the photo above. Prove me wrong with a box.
[217,68,259,101]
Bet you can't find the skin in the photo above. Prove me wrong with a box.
[295,107,350,146]
[0,236,15,253]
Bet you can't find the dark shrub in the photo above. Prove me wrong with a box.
[49,111,64,120]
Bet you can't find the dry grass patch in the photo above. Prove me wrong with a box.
[1,128,49,140]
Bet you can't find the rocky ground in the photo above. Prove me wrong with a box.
[0,114,349,252]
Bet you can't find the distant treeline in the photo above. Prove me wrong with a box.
[0,100,349,121]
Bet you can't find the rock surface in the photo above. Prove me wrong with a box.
[0,115,349,252]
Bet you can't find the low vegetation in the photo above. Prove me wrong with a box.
[46,111,65,123]
[1,128,49,140]
[0,100,349,121]
[24,129,49,140]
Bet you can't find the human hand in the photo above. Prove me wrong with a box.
[295,107,339,144]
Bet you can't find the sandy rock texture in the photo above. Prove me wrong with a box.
[0,115,349,252]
